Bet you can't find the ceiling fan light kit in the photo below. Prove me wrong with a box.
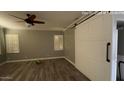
[25,23,32,27]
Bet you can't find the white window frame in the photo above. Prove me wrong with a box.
[54,35,63,51]
[6,34,20,53]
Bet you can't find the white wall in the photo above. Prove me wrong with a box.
[75,14,112,81]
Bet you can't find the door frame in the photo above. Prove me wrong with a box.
[111,14,124,81]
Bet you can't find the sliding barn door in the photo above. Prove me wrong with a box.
[75,14,112,81]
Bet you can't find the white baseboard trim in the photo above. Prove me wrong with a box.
[1,56,75,67]
[5,56,65,63]
[64,57,75,66]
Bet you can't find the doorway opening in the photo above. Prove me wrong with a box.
[116,21,124,81]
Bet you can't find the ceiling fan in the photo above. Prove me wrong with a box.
[10,14,45,26]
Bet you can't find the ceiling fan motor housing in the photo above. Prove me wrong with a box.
[25,19,34,25]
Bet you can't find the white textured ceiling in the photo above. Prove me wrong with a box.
[0,11,86,31]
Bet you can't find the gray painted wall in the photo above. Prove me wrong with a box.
[0,28,6,63]
[6,29,64,60]
[64,28,75,63]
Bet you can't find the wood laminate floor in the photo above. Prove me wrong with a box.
[0,58,89,81]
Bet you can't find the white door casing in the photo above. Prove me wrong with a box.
[110,13,124,81]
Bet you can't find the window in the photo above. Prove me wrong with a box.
[54,35,63,51]
[6,34,20,53]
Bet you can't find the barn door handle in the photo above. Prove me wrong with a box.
[106,42,111,62]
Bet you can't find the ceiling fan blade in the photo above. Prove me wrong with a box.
[16,21,25,22]
[33,20,45,24]
[27,15,36,21]
[9,15,25,20]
